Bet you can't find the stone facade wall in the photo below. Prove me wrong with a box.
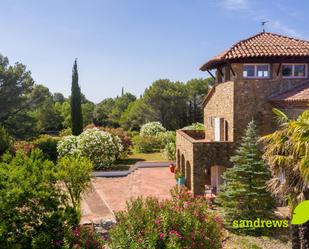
[176,130,235,195]
[232,63,308,141]
[204,81,234,141]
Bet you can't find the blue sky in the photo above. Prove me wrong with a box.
[1,0,309,103]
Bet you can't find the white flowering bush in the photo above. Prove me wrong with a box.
[140,122,166,137]
[57,128,123,169]
[57,135,79,157]
[164,142,176,161]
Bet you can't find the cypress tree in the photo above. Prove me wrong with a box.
[217,120,275,234]
[70,59,83,135]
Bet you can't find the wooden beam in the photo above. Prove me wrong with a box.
[277,63,282,76]
[227,61,235,76]
[207,70,216,81]
[217,68,224,77]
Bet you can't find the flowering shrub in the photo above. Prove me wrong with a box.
[12,141,34,155]
[164,142,176,161]
[65,226,105,249]
[78,128,123,168]
[157,131,175,148]
[84,125,132,157]
[58,128,123,169]
[140,122,166,137]
[108,187,223,249]
[57,135,79,157]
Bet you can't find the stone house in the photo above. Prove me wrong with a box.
[176,32,309,195]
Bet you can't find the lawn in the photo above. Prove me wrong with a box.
[104,151,168,171]
[223,231,291,249]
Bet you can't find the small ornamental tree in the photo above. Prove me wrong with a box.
[217,121,275,233]
[70,59,83,135]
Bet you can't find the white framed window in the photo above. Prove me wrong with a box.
[282,64,307,78]
[243,64,270,78]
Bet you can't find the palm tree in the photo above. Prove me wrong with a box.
[260,108,309,249]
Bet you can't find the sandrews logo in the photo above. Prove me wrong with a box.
[291,200,309,225]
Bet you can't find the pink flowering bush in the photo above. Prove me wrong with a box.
[108,187,223,249]
[65,226,105,249]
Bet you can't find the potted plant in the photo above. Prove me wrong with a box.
[175,171,185,185]
[169,163,176,173]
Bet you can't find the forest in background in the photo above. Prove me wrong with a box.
[0,54,213,139]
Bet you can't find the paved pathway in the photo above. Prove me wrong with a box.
[81,164,175,224]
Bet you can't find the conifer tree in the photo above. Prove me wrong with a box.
[70,59,83,135]
[217,120,274,233]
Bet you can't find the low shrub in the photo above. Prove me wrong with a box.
[58,128,123,169]
[33,135,60,161]
[65,226,105,249]
[84,125,133,158]
[108,187,223,249]
[57,135,79,157]
[182,122,205,131]
[78,128,123,169]
[164,142,176,161]
[0,126,12,156]
[157,131,176,149]
[12,140,34,155]
[140,122,166,137]
[59,128,72,137]
[101,127,132,158]
[132,135,161,153]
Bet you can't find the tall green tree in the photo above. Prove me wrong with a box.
[186,78,211,123]
[70,59,83,135]
[217,120,274,234]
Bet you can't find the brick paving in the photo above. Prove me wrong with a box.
[81,166,175,223]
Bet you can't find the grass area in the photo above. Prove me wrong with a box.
[223,231,291,249]
[100,151,168,171]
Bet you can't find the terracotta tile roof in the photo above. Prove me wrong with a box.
[269,80,309,105]
[200,32,309,71]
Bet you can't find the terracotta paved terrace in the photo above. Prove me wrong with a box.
[81,167,175,224]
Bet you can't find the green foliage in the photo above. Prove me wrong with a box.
[33,135,59,161]
[0,149,71,248]
[82,102,95,127]
[182,122,205,131]
[108,187,222,249]
[57,156,93,212]
[64,226,105,249]
[34,96,63,133]
[217,121,275,234]
[70,59,83,135]
[57,135,79,157]
[132,135,162,153]
[164,142,176,161]
[58,128,123,169]
[140,121,166,137]
[0,126,12,156]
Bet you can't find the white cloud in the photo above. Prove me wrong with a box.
[220,0,304,38]
[222,0,248,10]
[269,20,303,38]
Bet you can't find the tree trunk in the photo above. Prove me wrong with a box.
[300,190,309,249]
[299,221,309,249]
[292,224,301,249]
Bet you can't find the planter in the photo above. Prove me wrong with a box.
[177,176,185,185]
[169,163,176,173]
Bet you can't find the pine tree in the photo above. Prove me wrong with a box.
[217,120,274,233]
[70,59,83,135]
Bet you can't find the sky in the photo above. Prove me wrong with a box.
[1,0,309,103]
